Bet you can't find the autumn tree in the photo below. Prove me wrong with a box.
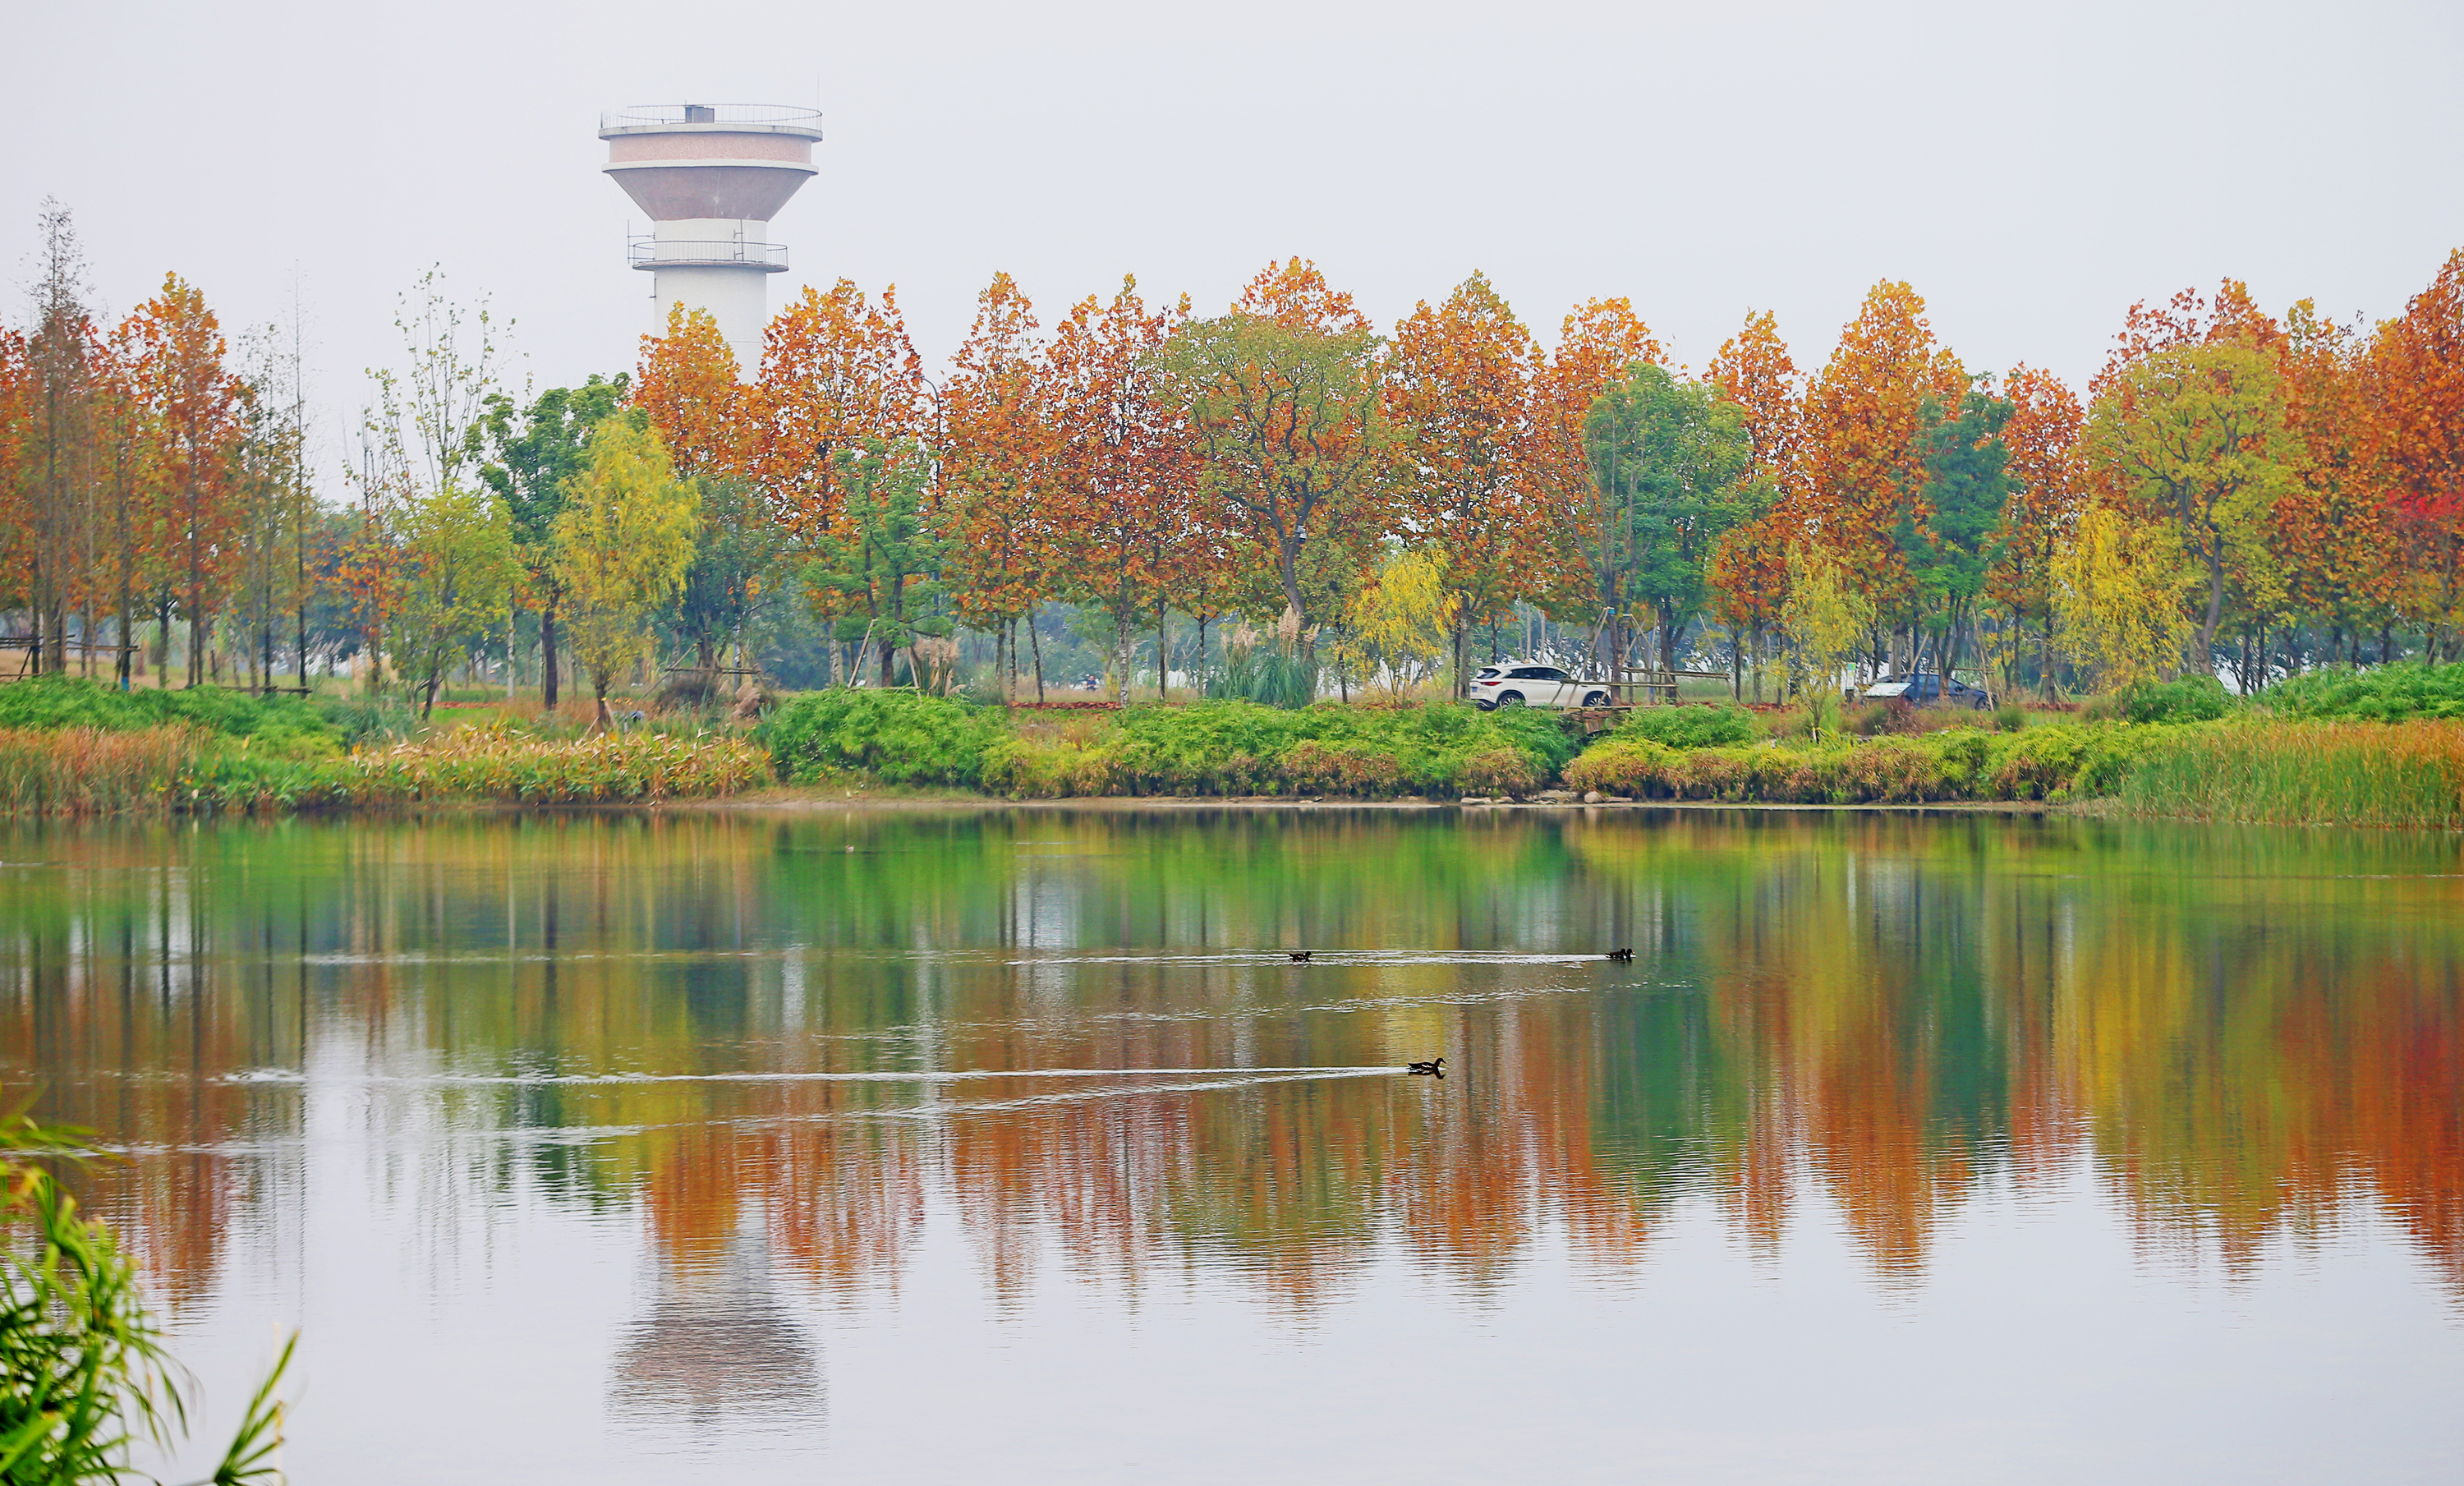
[356,269,508,695]
[2272,301,2397,669]
[2361,249,2464,656]
[1705,311,1803,698]
[478,374,630,707]
[752,281,926,547]
[1044,278,1195,700]
[1166,259,1388,642]
[127,274,246,688]
[1797,282,1968,651]
[1384,272,1536,692]
[11,202,96,674]
[1986,365,2083,697]
[941,274,1055,697]
[1779,541,1874,705]
[2083,339,2299,656]
[553,416,700,727]
[1334,545,1458,700]
[390,481,515,715]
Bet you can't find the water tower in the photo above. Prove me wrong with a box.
[599,104,825,374]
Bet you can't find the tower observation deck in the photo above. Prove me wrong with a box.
[599,104,825,374]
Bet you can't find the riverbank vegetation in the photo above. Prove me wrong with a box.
[0,674,2459,827]
[5,205,2462,826]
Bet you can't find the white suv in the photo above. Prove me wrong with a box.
[1470,661,1613,711]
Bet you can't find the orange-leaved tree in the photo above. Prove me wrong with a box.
[636,302,745,481]
[126,274,246,688]
[2273,300,2397,668]
[2361,249,2464,656]
[750,280,927,549]
[1705,310,1801,697]
[942,273,1055,698]
[1045,276,1196,701]
[1383,270,1538,693]
[1796,281,1967,654]
[1986,364,2084,696]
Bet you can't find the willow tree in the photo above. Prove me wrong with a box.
[552,416,699,728]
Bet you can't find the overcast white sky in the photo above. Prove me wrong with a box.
[8,0,2461,462]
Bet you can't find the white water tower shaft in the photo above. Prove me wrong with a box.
[599,104,825,373]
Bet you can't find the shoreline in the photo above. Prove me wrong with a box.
[676,789,2065,817]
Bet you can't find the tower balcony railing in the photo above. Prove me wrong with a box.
[601,104,824,131]
[627,237,790,273]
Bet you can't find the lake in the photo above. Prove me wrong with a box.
[2,806,2459,1483]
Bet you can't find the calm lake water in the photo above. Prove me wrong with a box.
[2,807,2460,1483]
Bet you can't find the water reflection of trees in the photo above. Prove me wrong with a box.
[1,810,2456,1313]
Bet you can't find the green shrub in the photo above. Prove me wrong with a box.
[1993,703,2027,734]
[0,677,342,756]
[983,701,1573,799]
[2126,673,2234,725]
[1611,703,1760,749]
[2263,660,2464,723]
[763,688,998,787]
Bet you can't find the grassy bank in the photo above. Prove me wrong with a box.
[7,676,2461,829]
[0,679,769,814]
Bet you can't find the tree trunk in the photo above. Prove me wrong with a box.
[540,605,560,710]
[1028,607,1046,703]
[1156,596,1169,702]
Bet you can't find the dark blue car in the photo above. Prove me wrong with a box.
[1861,672,1993,709]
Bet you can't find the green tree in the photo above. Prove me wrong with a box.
[1896,388,2016,679]
[669,474,791,679]
[552,416,700,728]
[1579,364,1754,672]
[388,482,516,716]
[476,374,628,710]
[801,439,953,687]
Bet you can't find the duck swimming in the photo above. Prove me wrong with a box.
[1405,1057,1445,1078]
[1288,951,1312,962]
[1607,947,1634,962]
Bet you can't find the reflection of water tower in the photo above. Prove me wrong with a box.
[598,104,825,373]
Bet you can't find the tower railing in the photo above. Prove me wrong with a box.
[627,237,790,272]
[600,104,823,131]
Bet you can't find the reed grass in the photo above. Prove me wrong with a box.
[316,728,770,806]
[2117,720,2464,829]
[0,723,769,813]
[0,725,201,813]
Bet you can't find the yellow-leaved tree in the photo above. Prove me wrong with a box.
[1335,546,1460,701]
[2052,504,2195,693]
[1780,541,1874,733]
[553,416,701,728]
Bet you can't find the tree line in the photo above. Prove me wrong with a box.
[8,198,2462,708]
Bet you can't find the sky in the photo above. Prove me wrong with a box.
[7,0,2461,466]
